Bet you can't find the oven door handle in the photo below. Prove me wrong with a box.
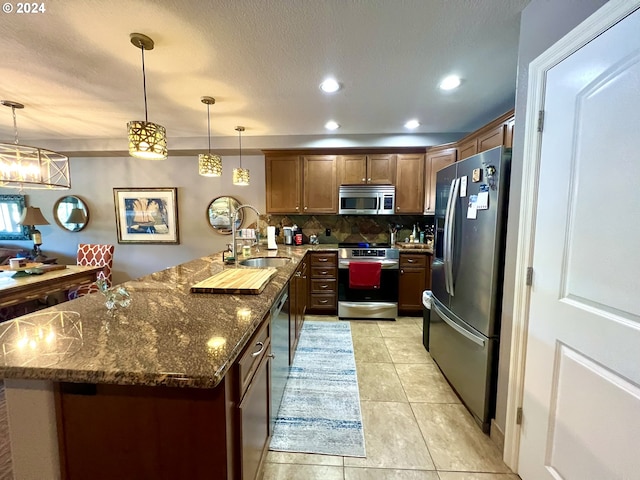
[339,260,399,269]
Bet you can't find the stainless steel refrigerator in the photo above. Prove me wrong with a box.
[430,146,511,433]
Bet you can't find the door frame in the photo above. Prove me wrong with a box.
[503,0,640,471]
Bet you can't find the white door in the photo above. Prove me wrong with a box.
[518,4,640,480]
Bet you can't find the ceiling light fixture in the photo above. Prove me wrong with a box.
[127,33,167,160]
[439,75,461,91]
[324,120,340,131]
[320,78,341,93]
[405,119,420,129]
[232,126,249,186]
[0,100,70,189]
[198,96,222,177]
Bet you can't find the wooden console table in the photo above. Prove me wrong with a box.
[0,265,102,309]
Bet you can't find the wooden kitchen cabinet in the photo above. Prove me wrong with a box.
[338,154,396,185]
[395,154,425,214]
[303,155,338,213]
[289,256,308,363]
[266,155,302,213]
[424,145,457,214]
[456,110,514,161]
[55,314,273,480]
[398,253,432,315]
[307,252,337,314]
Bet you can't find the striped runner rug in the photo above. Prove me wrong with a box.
[270,321,366,457]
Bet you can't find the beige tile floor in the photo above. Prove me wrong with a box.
[262,316,519,480]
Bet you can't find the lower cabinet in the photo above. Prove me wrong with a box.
[55,315,273,480]
[289,255,308,364]
[398,253,432,315]
[307,252,337,314]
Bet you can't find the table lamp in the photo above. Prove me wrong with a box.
[20,206,50,262]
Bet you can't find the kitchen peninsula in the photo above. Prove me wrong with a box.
[0,245,324,480]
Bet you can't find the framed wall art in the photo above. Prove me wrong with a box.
[113,188,179,244]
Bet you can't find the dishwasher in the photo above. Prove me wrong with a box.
[270,286,290,431]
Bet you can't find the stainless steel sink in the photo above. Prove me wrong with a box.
[239,257,291,268]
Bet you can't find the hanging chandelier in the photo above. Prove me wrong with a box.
[0,100,71,189]
[198,96,222,177]
[127,33,167,160]
[232,126,249,186]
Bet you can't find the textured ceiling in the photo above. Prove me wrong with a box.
[0,0,529,151]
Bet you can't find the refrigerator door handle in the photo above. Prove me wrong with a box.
[446,178,460,296]
[433,301,485,347]
[443,178,457,294]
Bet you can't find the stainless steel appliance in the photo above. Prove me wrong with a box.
[270,286,289,431]
[338,185,395,215]
[430,146,511,432]
[337,243,399,319]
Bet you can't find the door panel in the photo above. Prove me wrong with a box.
[432,162,457,306]
[519,7,640,478]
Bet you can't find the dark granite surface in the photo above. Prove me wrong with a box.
[0,245,337,389]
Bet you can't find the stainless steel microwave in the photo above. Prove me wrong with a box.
[338,185,395,215]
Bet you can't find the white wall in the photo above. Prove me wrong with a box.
[0,154,265,285]
[495,0,609,434]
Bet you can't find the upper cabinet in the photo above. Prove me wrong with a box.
[424,146,457,214]
[457,110,515,161]
[338,154,396,185]
[395,154,425,214]
[265,154,338,214]
[266,155,302,213]
[302,155,338,213]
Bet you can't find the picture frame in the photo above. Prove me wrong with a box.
[113,188,179,244]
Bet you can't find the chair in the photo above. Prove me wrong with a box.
[67,244,114,300]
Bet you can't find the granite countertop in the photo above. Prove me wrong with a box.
[0,244,337,389]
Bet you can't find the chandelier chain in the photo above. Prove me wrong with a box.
[11,105,19,145]
[207,103,211,153]
[141,44,148,123]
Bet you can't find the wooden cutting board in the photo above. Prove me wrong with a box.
[190,268,278,294]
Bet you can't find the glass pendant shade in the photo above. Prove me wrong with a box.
[128,120,167,160]
[232,167,250,186]
[199,153,222,176]
[0,100,71,189]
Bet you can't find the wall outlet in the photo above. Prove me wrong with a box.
[325,228,331,236]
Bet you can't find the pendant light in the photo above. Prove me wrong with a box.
[198,97,222,177]
[0,100,70,189]
[127,33,167,160]
[232,126,249,186]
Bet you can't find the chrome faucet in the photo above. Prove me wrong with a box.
[231,204,261,261]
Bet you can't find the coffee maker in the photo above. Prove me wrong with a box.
[283,227,293,245]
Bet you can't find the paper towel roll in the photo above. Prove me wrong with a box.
[267,226,278,250]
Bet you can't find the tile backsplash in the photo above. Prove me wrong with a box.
[265,214,434,245]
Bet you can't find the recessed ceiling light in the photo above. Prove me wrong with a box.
[320,78,341,93]
[325,120,340,130]
[440,75,461,91]
[405,119,420,129]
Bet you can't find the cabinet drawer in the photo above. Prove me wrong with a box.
[400,254,427,268]
[310,278,336,293]
[237,318,270,397]
[310,253,337,267]
[310,266,337,279]
[309,294,336,310]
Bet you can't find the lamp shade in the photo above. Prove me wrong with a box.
[199,153,222,176]
[232,167,250,186]
[127,120,167,160]
[66,207,87,224]
[20,206,50,226]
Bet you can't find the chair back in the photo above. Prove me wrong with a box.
[68,244,114,299]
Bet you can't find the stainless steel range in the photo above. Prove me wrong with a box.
[337,243,399,320]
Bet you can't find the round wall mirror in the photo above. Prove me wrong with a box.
[54,195,89,232]
[207,196,243,235]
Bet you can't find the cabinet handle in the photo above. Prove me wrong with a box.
[401,269,404,274]
[407,259,416,263]
[251,341,265,357]
[304,206,308,210]
[320,284,328,289]
[296,206,299,211]
[267,353,275,359]
[396,206,400,211]
[319,299,328,304]
[318,258,328,262]
[295,272,302,277]
[368,178,371,182]
[362,178,366,182]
